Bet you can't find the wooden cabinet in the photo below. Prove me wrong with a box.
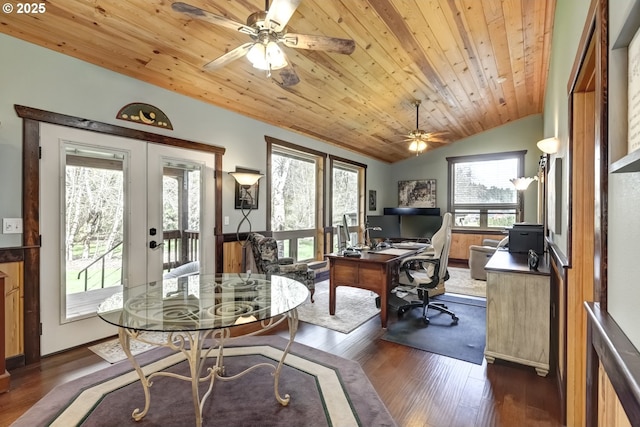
[484,250,550,376]
[449,231,505,261]
[2,262,23,360]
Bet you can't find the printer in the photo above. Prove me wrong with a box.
[508,223,544,255]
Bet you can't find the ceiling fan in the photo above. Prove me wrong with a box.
[171,0,356,87]
[403,100,448,155]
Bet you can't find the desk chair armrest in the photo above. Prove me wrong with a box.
[400,254,436,265]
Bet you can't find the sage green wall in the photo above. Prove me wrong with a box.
[0,33,390,248]
[388,114,543,223]
[542,0,590,255]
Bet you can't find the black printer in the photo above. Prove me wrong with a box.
[508,223,544,255]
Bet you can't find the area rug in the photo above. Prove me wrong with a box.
[382,295,486,364]
[88,332,172,364]
[445,266,487,297]
[297,280,380,334]
[11,336,397,427]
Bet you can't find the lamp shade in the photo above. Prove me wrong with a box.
[510,176,538,191]
[537,137,559,154]
[408,140,427,153]
[229,171,264,186]
[247,42,287,71]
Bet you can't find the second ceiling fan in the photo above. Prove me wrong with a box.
[403,100,448,155]
[172,0,356,87]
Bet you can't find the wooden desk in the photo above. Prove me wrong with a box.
[484,250,550,376]
[1,270,9,393]
[326,249,419,328]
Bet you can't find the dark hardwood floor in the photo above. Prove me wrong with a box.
[0,309,562,427]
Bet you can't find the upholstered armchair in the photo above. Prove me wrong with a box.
[468,237,508,280]
[245,233,316,303]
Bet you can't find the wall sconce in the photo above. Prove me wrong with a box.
[229,168,264,245]
[537,137,559,154]
[510,176,538,191]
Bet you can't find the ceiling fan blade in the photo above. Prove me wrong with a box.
[264,0,303,32]
[172,2,257,35]
[282,33,356,54]
[272,51,300,87]
[203,42,255,71]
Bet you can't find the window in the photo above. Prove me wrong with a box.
[268,139,325,262]
[447,151,526,228]
[330,157,366,251]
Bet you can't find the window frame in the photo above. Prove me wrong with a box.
[266,136,326,262]
[329,155,367,250]
[447,150,527,229]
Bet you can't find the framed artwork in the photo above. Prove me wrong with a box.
[398,179,436,208]
[234,169,260,210]
[369,190,377,211]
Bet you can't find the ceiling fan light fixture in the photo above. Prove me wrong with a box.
[408,140,427,154]
[247,41,287,71]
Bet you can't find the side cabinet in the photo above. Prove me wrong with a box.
[484,251,550,376]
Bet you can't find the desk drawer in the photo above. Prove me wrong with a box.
[332,260,358,285]
[358,263,384,286]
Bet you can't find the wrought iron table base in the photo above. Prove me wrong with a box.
[118,310,299,427]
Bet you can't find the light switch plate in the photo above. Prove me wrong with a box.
[2,218,23,234]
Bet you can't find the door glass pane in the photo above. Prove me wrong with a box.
[162,163,201,275]
[64,149,124,320]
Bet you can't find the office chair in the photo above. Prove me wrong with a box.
[396,212,459,325]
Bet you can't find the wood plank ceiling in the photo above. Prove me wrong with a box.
[0,0,556,163]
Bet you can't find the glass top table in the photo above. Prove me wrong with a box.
[97,273,309,332]
[97,273,309,427]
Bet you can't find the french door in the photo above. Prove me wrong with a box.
[39,124,216,355]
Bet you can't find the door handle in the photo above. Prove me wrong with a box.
[149,240,164,249]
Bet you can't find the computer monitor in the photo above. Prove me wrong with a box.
[335,214,353,251]
[341,214,352,248]
[400,215,442,241]
[366,215,401,239]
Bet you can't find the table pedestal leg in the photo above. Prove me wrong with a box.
[121,310,299,427]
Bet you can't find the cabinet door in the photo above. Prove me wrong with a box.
[486,271,550,366]
[2,262,23,358]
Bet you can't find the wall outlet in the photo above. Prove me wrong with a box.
[224,216,229,225]
[2,218,23,234]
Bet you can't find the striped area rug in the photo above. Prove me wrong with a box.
[11,336,397,427]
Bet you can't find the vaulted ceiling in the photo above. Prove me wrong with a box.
[0,0,555,163]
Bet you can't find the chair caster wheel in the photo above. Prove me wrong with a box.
[452,316,459,325]
[422,317,430,325]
